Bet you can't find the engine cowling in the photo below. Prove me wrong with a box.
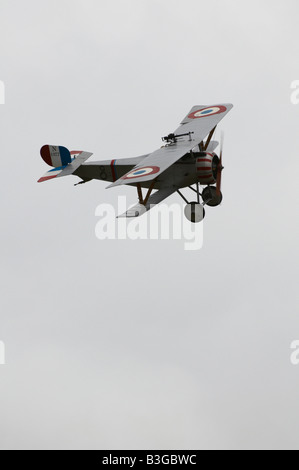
[196,152,219,185]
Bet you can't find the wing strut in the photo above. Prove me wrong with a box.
[204,126,217,151]
[143,180,156,205]
[137,184,143,204]
[137,180,156,205]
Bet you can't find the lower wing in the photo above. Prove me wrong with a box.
[117,186,177,218]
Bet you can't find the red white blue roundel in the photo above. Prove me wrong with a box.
[188,106,227,119]
[123,166,160,179]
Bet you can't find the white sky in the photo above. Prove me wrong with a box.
[0,0,299,450]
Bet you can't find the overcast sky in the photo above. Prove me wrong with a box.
[0,0,299,450]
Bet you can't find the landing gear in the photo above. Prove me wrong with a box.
[202,186,223,207]
[177,185,205,224]
[177,183,222,223]
[184,203,205,223]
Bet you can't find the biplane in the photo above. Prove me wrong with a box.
[38,104,233,222]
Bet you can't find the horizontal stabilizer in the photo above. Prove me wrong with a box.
[38,149,93,183]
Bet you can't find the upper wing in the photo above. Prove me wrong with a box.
[107,104,233,188]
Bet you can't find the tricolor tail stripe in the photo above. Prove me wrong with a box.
[111,160,117,182]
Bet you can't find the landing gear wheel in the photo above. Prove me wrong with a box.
[202,186,223,207]
[184,202,205,223]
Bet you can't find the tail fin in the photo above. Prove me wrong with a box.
[38,145,93,183]
[40,145,72,167]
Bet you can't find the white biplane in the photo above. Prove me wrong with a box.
[38,104,233,222]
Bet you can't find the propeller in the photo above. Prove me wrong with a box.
[216,133,224,196]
